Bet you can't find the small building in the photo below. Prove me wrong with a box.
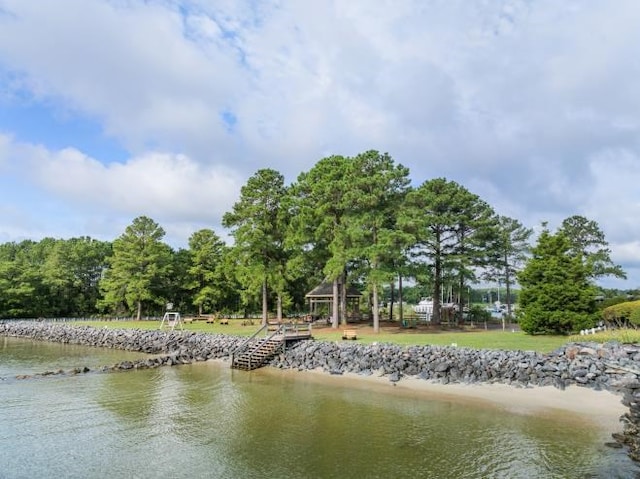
[305,281,362,322]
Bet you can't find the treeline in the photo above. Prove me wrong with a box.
[0,150,630,333]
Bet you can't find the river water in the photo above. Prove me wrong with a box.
[1,336,638,479]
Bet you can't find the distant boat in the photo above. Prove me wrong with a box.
[414,298,433,321]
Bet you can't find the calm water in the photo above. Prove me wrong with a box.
[1,337,638,479]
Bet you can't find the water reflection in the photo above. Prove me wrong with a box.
[0,336,150,378]
[0,338,638,479]
[97,369,162,422]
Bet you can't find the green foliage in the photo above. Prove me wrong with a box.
[287,155,355,327]
[518,228,597,335]
[0,238,110,318]
[187,229,228,315]
[398,178,496,324]
[602,300,640,328]
[222,169,289,323]
[483,216,532,317]
[288,155,351,279]
[468,305,491,323]
[598,296,631,310]
[99,216,172,319]
[0,154,634,327]
[344,150,411,332]
[559,215,626,281]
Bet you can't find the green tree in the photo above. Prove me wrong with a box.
[187,229,228,316]
[517,227,597,334]
[558,215,626,281]
[345,150,410,332]
[484,216,533,322]
[399,178,494,324]
[222,169,289,325]
[162,247,192,313]
[99,216,172,319]
[287,156,353,328]
[40,237,111,316]
[0,241,38,317]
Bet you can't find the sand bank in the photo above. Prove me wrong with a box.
[255,365,626,433]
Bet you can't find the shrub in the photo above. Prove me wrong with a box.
[519,304,596,335]
[602,300,640,328]
[598,296,631,310]
[467,305,491,323]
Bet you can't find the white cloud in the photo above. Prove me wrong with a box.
[0,0,639,284]
[0,134,242,245]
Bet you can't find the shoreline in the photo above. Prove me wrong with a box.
[1,320,638,453]
[250,363,626,434]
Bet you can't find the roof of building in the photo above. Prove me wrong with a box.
[305,281,362,298]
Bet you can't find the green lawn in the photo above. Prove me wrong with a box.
[313,329,568,353]
[76,319,570,353]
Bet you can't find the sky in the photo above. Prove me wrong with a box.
[0,0,639,289]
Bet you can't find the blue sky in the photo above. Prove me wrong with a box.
[0,0,639,289]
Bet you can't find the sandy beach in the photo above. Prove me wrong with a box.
[254,365,627,434]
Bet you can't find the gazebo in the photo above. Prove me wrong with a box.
[305,281,362,322]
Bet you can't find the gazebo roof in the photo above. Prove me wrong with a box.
[305,281,362,299]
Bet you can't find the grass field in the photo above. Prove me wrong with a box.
[77,319,573,353]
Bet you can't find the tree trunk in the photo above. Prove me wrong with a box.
[388,282,395,321]
[262,279,268,326]
[136,301,142,321]
[332,278,339,329]
[433,253,442,325]
[457,273,465,326]
[277,293,283,322]
[340,271,347,326]
[372,283,380,333]
[398,275,404,323]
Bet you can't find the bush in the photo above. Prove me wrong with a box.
[598,296,631,310]
[467,305,491,323]
[602,300,640,328]
[518,305,596,335]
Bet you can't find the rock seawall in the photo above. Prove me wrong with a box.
[3,320,640,460]
[0,321,245,370]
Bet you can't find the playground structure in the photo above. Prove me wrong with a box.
[159,303,183,331]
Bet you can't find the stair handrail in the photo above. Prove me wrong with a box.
[231,323,267,366]
[232,323,288,369]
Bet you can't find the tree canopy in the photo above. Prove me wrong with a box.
[0,151,631,333]
[99,216,172,320]
[222,168,289,325]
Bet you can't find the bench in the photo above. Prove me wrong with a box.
[206,317,216,324]
[219,318,229,325]
[342,329,357,340]
[183,317,193,324]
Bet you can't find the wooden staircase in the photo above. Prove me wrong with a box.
[231,338,284,371]
[230,322,312,371]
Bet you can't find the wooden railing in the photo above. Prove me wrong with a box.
[231,324,287,370]
[231,322,313,370]
[230,323,268,367]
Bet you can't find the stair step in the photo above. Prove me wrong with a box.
[230,337,287,370]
